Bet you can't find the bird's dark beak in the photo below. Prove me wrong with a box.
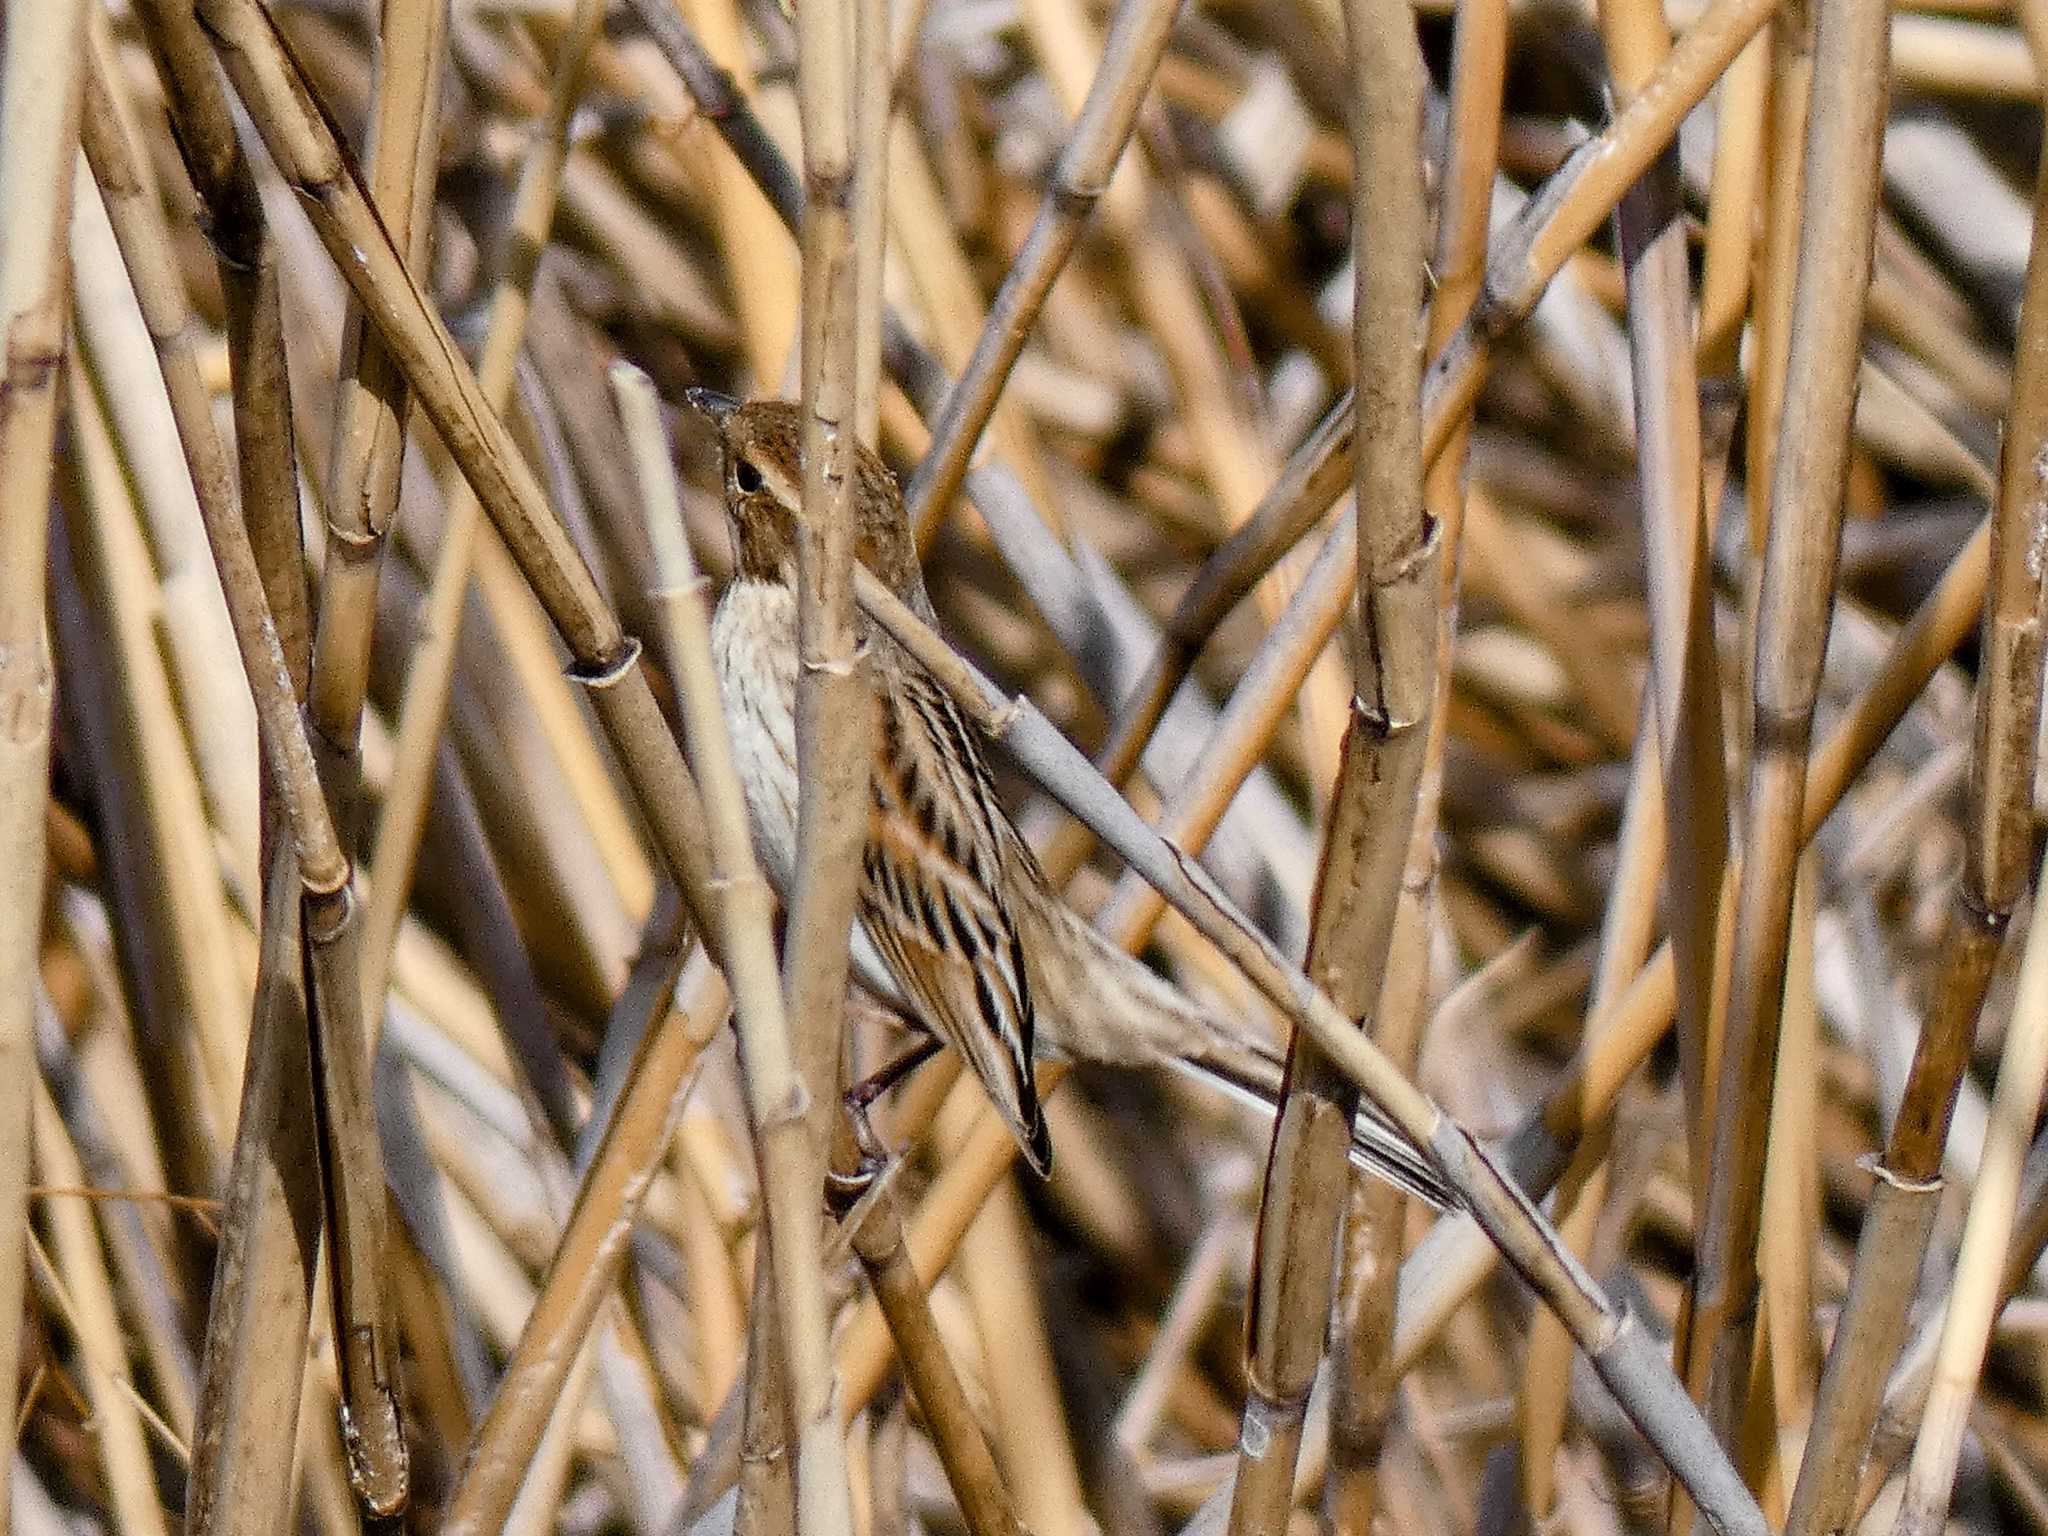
[685,387,740,427]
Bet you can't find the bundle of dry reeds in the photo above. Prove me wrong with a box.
[7,0,2048,1530]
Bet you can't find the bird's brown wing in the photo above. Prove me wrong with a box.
[859,671,1051,1174]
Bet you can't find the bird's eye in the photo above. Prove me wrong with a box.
[734,458,765,494]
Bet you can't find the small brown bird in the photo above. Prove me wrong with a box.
[693,391,1444,1201]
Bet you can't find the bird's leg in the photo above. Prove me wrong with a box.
[826,1034,943,1212]
[845,1035,942,1160]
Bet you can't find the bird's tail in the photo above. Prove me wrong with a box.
[1025,896,1456,1210]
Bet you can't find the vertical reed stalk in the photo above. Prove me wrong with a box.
[1604,0,1729,1198]
[1227,0,1433,1528]
[308,0,447,829]
[1686,0,1890,1488]
[1786,126,2048,1536]
[1323,0,1501,1522]
[615,363,855,1536]
[0,3,90,1511]
[1892,845,2048,1534]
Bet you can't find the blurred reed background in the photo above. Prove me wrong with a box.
[3,0,2048,1531]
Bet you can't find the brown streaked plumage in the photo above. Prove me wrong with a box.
[692,391,1447,1202]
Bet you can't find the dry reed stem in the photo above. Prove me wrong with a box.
[1785,123,2048,1536]
[959,1179,1092,1534]
[846,573,1765,1534]
[711,0,877,1510]
[359,0,606,1024]
[1605,0,1730,1199]
[308,0,448,826]
[904,0,1186,534]
[443,912,719,1531]
[1227,0,1432,1527]
[1322,0,1501,1521]
[89,10,410,1507]
[785,0,878,1226]
[1893,842,2048,1534]
[30,1079,173,1536]
[1086,0,1777,835]
[0,0,89,1514]
[1686,0,1890,1479]
[65,170,239,1186]
[616,362,855,1536]
[1519,704,1669,1516]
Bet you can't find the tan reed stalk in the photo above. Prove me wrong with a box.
[1756,853,1821,1511]
[76,15,259,899]
[735,0,883,1514]
[33,1032,198,1459]
[308,0,447,828]
[673,0,801,381]
[442,925,723,1534]
[958,1180,1091,1534]
[1603,0,1730,1202]
[903,0,1187,535]
[1086,0,1778,816]
[1697,31,1770,376]
[1519,703,1669,1517]
[0,0,89,1512]
[66,172,239,1184]
[785,0,879,1196]
[1389,511,1988,1373]
[615,361,856,1536]
[1685,0,1890,1481]
[882,118,1058,517]
[1226,0,1433,1527]
[1784,129,2048,1536]
[735,1276,800,1536]
[1861,1131,2048,1516]
[843,572,1768,1536]
[30,1082,174,1536]
[1323,0,1503,1519]
[852,0,888,447]
[1754,0,1814,451]
[81,19,408,1510]
[1892,845,2048,1534]
[361,0,607,1023]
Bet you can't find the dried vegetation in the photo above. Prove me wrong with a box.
[8,0,2048,1532]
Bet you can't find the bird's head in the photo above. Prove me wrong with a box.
[686,391,926,606]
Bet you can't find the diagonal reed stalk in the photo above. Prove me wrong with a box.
[359,0,607,1024]
[903,0,1188,536]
